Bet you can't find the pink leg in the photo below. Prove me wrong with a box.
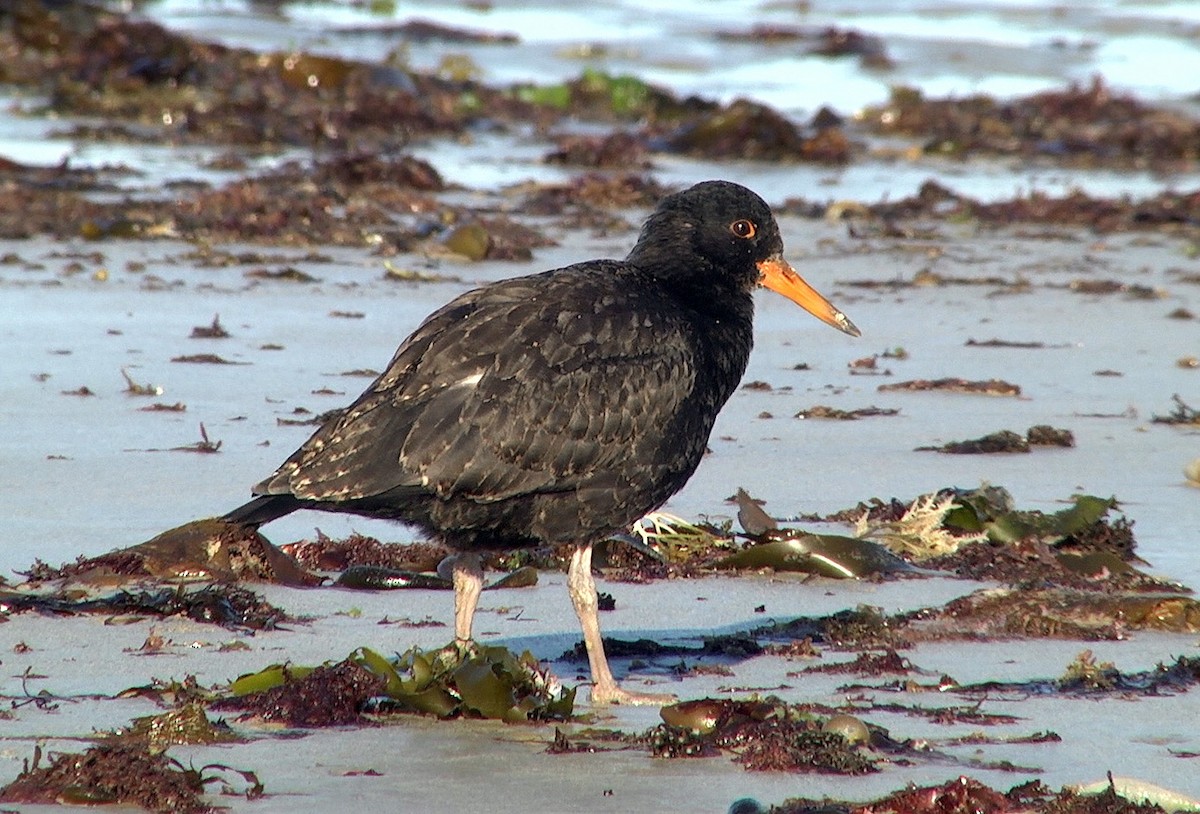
[567,543,675,706]
[452,552,484,643]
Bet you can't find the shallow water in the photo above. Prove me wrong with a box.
[8,1,1200,200]
[2,1,1200,811]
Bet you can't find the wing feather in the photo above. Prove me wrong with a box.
[257,265,701,505]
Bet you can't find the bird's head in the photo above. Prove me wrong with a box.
[631,180,859,336]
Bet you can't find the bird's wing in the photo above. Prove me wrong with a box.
[257,266,699,504]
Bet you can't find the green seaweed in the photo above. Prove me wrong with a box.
[225,644,574,723]
[512,69,679,120]
[945,487,1119,545]
[713,534,915,578]
[228,663,316,697]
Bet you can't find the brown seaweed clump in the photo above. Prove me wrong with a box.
[916,425,1075,454]
[860,77,1200,166]
[926,533,1171,594]
[755,589,1200,651]
[752,605,908,652]
[0,0,520,149]
[117,703,240,752]
[878,377,1021,396]
[0,742,257,813]
[212,659,386,727]
[520,174,674,225]
[1152,394,1200,426]
[775,776,1180,814]
[281,531,447,573]
[647,699,876,774]
[855,180,1200,234]
[544,131,650,168]
[910,590,1200,641]
[730,723,874,773]
[659,99,852,163]
[0,584,292,630]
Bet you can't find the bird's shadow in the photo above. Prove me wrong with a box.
[494,617,780,682]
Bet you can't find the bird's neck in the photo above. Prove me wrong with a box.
[675,279,755,404]
[628,248,757,320]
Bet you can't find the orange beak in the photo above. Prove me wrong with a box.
[757,255,860,337]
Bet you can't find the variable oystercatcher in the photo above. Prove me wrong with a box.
[223,180,859,704]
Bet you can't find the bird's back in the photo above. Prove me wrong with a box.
[252,261,754,549]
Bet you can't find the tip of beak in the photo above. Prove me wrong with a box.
[834,312,861,337]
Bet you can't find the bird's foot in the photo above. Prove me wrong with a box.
[451,637,479,656]
[588,681,677,706]
[435,637,479,666]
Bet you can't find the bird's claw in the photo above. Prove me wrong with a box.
[589,682,677,706]
[443,638,479,663]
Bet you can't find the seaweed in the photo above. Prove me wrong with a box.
[0,741,260,813]
[217,644,574,724]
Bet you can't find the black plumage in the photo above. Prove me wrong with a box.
[222,180,858,704]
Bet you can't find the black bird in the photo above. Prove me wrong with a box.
[223,180,859,704]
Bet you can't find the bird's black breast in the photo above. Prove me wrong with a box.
[255,261,754,548]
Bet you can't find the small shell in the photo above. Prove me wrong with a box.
[1185,457,1200,488]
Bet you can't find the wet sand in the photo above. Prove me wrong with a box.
[3,219,1198,810]
[2,1,1199,811]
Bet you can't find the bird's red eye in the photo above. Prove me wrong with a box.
[730,219,756,239]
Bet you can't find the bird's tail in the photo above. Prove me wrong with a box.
[222,494,304,527]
